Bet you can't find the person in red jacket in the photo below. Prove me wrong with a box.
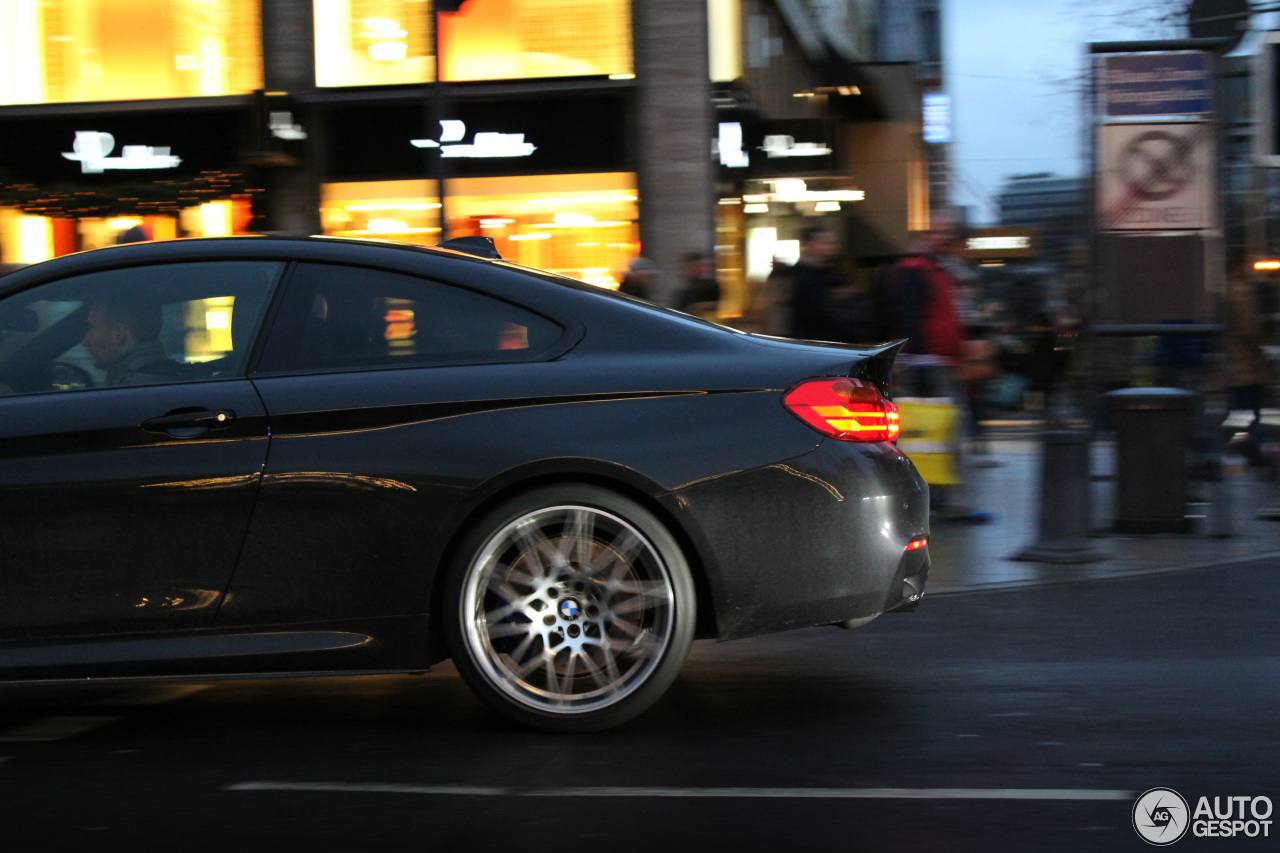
[880,219,993,523]
[880,219,965,397]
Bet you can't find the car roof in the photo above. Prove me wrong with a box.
[0,235,730,343]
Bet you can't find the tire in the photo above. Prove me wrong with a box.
[444,485,695,732]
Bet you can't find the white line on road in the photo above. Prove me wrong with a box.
[0,716,121,743]
[226,782,1134,801]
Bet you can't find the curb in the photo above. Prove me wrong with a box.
[925,551,1280,597]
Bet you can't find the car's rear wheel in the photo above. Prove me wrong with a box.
[444,485,695,732]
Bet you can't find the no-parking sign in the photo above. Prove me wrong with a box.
[1096,122,1216,231]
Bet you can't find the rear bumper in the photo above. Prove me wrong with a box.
[664,438,930,640]
[885,546,930,613]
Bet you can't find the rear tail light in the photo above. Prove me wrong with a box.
[783,378,900,442]
[905,538,928,552]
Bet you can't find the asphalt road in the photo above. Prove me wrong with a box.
[1,556,1276,852]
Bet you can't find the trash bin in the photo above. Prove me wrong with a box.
[1104,387,1197,533]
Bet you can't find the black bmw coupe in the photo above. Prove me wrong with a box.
[0,236,929,731]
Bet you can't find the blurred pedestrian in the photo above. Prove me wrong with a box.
[760,258,795,336]
[784,225,872,343]
[879,219,964,396]
[115,224,148,245]
[1223,268,1275,467]
[677,252,721,318]
[881,218,991,523]
[618,257,659,301]
[959,321,1000,460]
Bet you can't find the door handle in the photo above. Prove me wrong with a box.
[141,409,237,438]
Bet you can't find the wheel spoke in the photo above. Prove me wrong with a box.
[506,631,537,665]
[484,602,517,623]
[609,580,672,615]
[605,633,660,660]
[560,652,579,700]
[512,647,549,680]
[544,655,565,702]
[565,509,597,566]
[578,649,614,694]
[607,615,642,638]
[490,561,541,592]
[511,519,563,578]
[482,579,529,623]
[485,620,531,641]
[596,641,624,694]
[594,529,645,581]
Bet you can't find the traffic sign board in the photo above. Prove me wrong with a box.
[1097,122,1216,231]
[1100,52,1212,118]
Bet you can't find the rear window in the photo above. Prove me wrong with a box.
[256,262,562,373]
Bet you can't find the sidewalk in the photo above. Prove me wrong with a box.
[924,425,1280,593]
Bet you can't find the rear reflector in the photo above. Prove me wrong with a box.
[783,378,901,442]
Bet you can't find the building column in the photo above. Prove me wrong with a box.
[632,0,716,306]
[259,0,322,235]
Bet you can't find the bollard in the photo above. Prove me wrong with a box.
[1011,429,1108,564]
[1210,457,1234,537]
[1262,421,1280,522]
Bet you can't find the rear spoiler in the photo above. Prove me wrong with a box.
[848,339,907,400]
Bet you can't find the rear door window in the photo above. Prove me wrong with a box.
[255,263,562,374]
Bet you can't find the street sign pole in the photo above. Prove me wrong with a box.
[1087,38,1235,537]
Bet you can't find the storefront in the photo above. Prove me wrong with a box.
[0,0,642,280]
[715,115,869,320]
[0,105,258,263]
[313,91,638,284]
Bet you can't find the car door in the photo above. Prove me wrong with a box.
[0,260,282,640]
[219,261,566,627]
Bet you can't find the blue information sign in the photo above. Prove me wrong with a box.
[1102,52,1212,117]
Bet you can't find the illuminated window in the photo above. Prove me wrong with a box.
[0,0,262,106]
[708,0,741,82]
[314,0,632,86]
[321,173,640,286]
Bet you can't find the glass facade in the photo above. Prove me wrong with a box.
[0,0,262,106]
[314,0,632,87]
[0,200,249,265]
[321,174,639,286]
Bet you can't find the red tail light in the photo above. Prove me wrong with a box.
[783,378,900,442]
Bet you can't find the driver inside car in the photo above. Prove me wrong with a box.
[81,296,182,387]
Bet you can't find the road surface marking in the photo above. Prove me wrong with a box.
[227,782,1133,801]
[0,716,120,742]
[91,684,212,706]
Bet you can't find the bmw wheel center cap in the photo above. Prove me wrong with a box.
[558,598,581,620]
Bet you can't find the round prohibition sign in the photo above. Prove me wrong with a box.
[1119,130,1195,202]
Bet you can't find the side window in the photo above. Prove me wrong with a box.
[0,261,283,396]
[257,263,562,374]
